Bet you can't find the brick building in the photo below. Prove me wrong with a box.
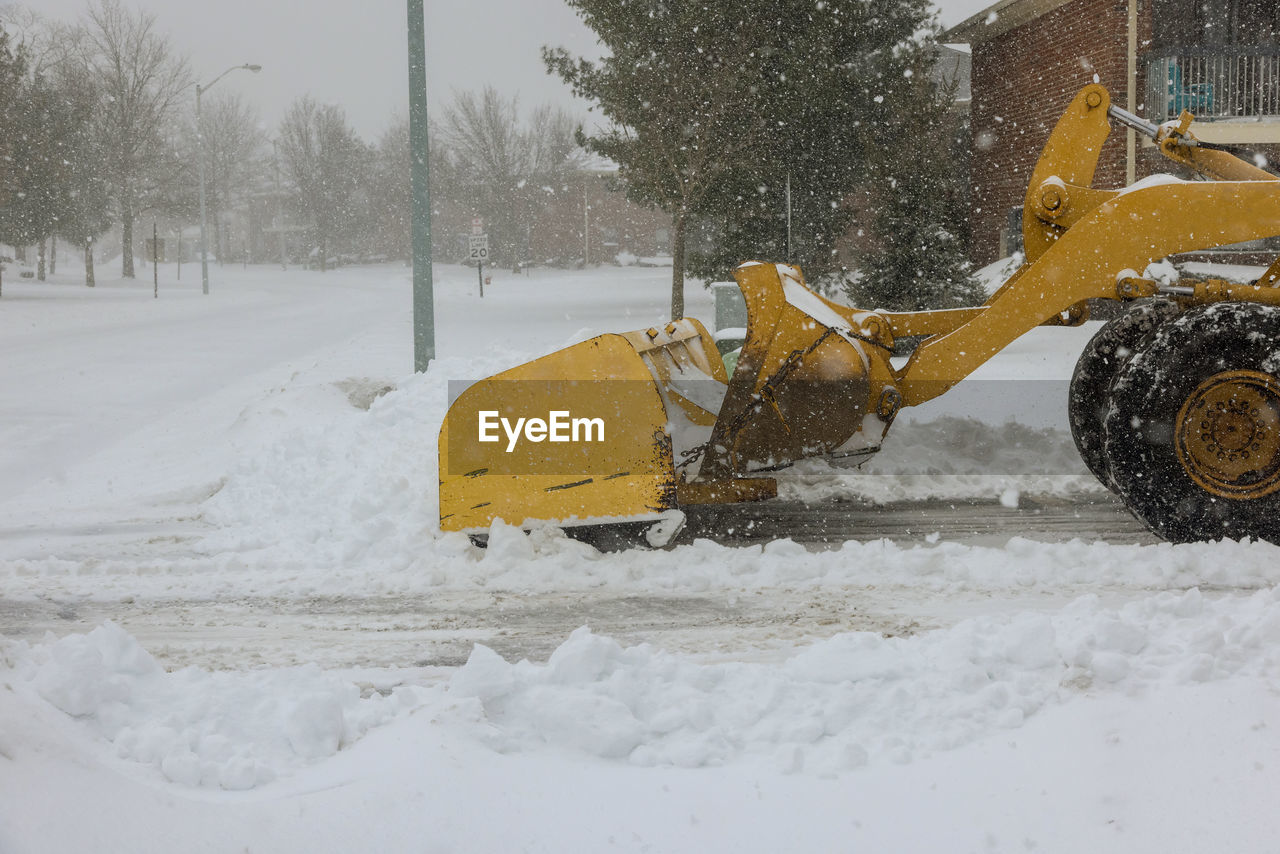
[946,0,1280,264]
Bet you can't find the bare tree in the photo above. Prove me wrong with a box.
[79,0,190,278]
[198,92,266,261]
[441,87,581,266]
[368,114,467,263]
[367,117,412,262]
[277,96,366,270]
[0,6,60,76]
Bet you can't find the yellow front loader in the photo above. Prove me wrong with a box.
[440,83,1280,546]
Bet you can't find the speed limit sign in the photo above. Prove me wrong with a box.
[468,234,489,261]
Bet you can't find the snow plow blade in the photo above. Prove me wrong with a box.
[438,317,744,537]
[438,262,904,539]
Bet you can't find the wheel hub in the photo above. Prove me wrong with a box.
[1175,370,1280,500]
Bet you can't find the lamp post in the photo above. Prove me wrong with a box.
[197,63,261,295]
[408,0,435,370]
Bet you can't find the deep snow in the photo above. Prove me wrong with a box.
[3,260,1280,853]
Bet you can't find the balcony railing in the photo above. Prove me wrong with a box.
[1145,47,1280,122]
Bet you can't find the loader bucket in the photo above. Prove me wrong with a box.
[698,262,899,480]
[438,318,729,535]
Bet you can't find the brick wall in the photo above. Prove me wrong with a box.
[969,0,1153,264]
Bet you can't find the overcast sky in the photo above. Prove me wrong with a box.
[23,0,993,139]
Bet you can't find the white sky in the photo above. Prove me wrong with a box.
[22,0,993,140]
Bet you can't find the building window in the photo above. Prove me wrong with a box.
[1000,207,1024,259]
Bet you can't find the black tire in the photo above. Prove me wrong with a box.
[1068,299,1181,490]
[1103,302,1280,543]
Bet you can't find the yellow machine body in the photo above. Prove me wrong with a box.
[440,83,1280,537]
[439,263,895,534]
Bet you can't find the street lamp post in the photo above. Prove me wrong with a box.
[197,63,261,295]
[407,0,435,370]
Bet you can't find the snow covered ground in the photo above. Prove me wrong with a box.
[3,261,1280,852]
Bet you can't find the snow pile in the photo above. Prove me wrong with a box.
[198,359,462,569]
[2,622,428,789]
[975,253,1023,296]
[8,584,1280,794]
[451,585,1280,773]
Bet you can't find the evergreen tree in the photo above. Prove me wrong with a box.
[687,3,943,287]
[3,75,76,279]
[545,0,939,318]
[0,13,111,288]
[0,27,22,135]
[846,62,983,310]
[0,25,26,289]
[545,2,774,318]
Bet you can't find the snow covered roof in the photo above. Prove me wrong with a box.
[944,0,1075,44]
[573,148,619,176]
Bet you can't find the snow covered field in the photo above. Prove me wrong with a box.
[3,262,1280,852]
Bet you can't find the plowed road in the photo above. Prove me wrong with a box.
[682,492,1154,547]
[1,493,1156,672]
